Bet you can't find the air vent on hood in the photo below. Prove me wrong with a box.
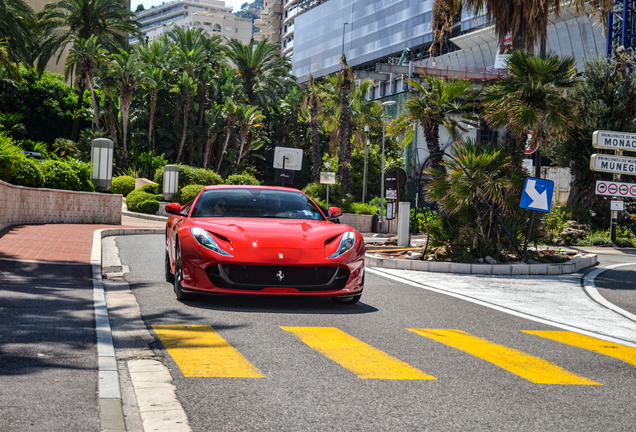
[210,231,231,243]
[324,234,340,246]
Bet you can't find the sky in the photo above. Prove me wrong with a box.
[130,0,247,13]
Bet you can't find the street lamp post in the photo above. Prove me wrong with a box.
[362,124,369,203]
[341,22,348,55]
[380,100,396,233]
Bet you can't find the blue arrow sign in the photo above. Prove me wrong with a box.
[520,177,554,213]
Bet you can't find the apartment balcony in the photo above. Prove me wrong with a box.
[269,33,281,43]
[254,18,268,27]
[268,3,282,13]
[268,18,282,29]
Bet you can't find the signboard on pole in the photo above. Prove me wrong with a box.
[273,147,303,170]
[590,154,636,175]
[595,180,636,197]
[592,131,636,151]
[611,201,625,211]
[520,177,554,213]
[319,172,336,184]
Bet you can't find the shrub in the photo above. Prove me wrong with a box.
[614,238,634,248]
[64,158,94,192]
[154,164,223,189]
[130,152,168,179]
[0,134,25,182]
[110,176,136,197]
[126,187,163,214]
[12,157,45,187]
[41,160,81,191]
[346,202,380,215]
[172,184,204,205]
[225,172,261,185]
[138,182,160,195]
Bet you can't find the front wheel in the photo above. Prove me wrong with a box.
[173,241,190,301]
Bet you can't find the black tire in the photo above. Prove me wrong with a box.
[331,293,362,305]
[173,241,190,301]
[165,246,174,283]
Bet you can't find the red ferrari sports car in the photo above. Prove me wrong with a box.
[164,185,365,304]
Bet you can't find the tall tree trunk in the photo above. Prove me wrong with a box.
[120,89,132,161]
[424,122,442,168]
[203,132,217,169]
[87,75,99,128]
[338,76,353,194]
[216,126,232,172]
[236,126,248,166]
[149,90,157,152]
[71,81,86,142]
[176,100,190,163]
[311,103,321,183]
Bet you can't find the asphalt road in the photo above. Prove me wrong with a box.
[117,235,636,432]
[589,248,636,316]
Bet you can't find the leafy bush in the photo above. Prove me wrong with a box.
[346,202,380,215]
[110,176,136,197]
[12,157,45,187]
[302,181,344,203]
[64,158,94,192]
[172,184,204,205]
[138,182,160,195]
[225,172,261,185]
[129,152,168,179]
[41,160,81,191]
[154,164,223,189]
[0,134,26,182]
[126,187,163,214]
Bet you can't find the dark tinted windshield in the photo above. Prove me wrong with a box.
[191,189,326,220]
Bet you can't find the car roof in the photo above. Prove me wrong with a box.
[201,185,302,193]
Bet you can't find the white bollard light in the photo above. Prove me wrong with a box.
[90,138,114,191]
[163,165,179,201]
[398,201,410,247]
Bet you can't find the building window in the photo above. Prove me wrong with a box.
[213,23,221,33]
[235,28,238,33]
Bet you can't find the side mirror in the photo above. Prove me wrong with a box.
[328,207,342,218]
[165,202,186,216]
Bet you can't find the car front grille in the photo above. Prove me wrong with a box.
[205,264,350,291]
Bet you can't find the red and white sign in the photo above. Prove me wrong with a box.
[525,131,538,155]
[596,180,636,197]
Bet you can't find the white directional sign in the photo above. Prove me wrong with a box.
[319,172,336,184]
[595,180,636,197]
[593,131,636,151]
[520,177,554,213]
[590,154,636,175]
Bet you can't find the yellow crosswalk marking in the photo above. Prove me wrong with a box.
[152,325,265,378]
[280,326,435,380]
[408,329,600,385]
[523,330,636,368]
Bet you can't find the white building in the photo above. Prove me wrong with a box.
[132,0,252,45]
[254,0,298,58]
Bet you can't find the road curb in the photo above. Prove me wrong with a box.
[90,228,176,431]
[365,253,598,275]
[583,263,636,322]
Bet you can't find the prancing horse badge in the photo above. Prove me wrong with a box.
[279,253,283,259]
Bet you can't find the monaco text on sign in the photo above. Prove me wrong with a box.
[593,131,636,151]
[590,154,636,175]
[595,180,636,197]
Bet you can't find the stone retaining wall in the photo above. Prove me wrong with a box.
[0,180,122,232]
[338,213,398,234]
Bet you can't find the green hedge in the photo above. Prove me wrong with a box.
[13,157,45,187]
[172,184,204,205]
[225,172,261,185]
[41,160,82,191]
[110,176,136,197]
[0,135,29,182]
[154,164,223,189]
[126,186,163,214]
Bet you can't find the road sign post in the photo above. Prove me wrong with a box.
[520,177,555,262]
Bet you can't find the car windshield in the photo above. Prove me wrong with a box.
[190,189,327,220]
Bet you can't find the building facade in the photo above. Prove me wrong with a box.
[254,0,299,58]
[132,0,252,45]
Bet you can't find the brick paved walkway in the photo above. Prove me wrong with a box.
[0,219,162,264]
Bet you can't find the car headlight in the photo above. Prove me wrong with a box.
[328,231,356,259]
[190,227,233,257]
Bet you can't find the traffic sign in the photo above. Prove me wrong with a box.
[320,172,336,185]
[520,177,554,213]
[595,180,636,197]
[590,154,636,175]
[592,130,636,151]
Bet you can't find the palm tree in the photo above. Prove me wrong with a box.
[103,48,149,161]
[0,41,20,81]
[431,0,613,53]
[480,50,579,170]
[336,54,355,195]
[235,104,265,166]
[350,79,382,147]
[135,38,169,152]
[203,105,224,169]
[0,0,37,65]
[223,37,293,109]
[301,75,324,182]
[216,97,239,172]
[387,75,477,169]
[38,0,140,141]
[64,35,107,129]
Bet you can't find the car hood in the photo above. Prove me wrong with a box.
[191,218,353,264]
